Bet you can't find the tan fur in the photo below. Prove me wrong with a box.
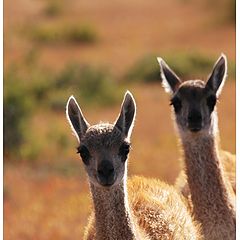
[158,55,236,239]
[84,176,202,240]
[175,150,236,200]
[180,133,236,240]
[67,93,201,240]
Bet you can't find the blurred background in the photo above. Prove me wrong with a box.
[4,0,235,239]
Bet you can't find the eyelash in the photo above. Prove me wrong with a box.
[170,98,182,113]
[206,95,217,112]
[118,143,130,162]
[77,145,90,165]
[76,143,131,164]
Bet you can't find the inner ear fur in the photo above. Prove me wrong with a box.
[114,91,136,139]
[157,57,182,94]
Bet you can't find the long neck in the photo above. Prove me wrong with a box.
[180,122,235,239]
[90,175,138,240]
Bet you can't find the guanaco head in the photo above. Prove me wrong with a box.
[66,91,136,188]
[157,54,227,135]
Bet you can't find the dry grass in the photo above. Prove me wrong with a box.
[4,0,235,239]
[4,0,235,72]
[4,81,235,240]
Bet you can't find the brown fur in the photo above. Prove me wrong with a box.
[175,150,236,201]
[67,92,201,240]
[84,176,201,240]
[180,133,236,240]
[158,55,236,239]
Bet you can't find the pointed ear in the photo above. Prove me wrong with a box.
[66,96,90,142]
[157,57,182,93]
[114,91,136,139]
[206,54,227,97]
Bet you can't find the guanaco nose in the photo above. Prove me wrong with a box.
[188,109,202,132]
[188,109,202,123]
[97,160,115,186]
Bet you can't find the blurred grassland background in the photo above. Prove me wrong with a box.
[4,0,235,239]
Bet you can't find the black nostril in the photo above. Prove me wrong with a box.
[188,111,202,122]
[97,168,114,177]
[97,161,114,178]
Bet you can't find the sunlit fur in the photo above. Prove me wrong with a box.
[66,92,201,240]
[175,150,236,201]
[84,176,201,240]
[158,55,236,240]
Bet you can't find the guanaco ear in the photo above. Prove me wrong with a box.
[206,54,227,97]
[157,57,182,93]
[114,91,136,139]
[66,96,90,142]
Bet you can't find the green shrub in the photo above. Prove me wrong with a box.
[163,52,235,79]
[125,52,235,83]
[77,65,119,105]
[51,64,120,108]
[20,139,42,163]
[163,52,213,78]
[4,68,34,157]
[125,55,160,83]
[66,25,97,43]
[29,24,98,44]
[3,64,54,159]
[43,0,63,17]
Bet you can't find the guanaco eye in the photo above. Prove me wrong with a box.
[170,97,182,113]
[118,142,130,162]
[77,145,90,165]
[206,95,217,112]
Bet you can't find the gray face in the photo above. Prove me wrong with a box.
[77,124,130,188]
[157,54,227,135]
[66,91,136,189]
[170,80,217,133]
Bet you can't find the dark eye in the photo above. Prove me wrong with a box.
[206,95,216,112]
[118,142,130,162]
[170,97,182,113]
[77,145,90,165]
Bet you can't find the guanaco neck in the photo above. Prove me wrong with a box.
[89,175,138,240]
[179,115,235,238]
